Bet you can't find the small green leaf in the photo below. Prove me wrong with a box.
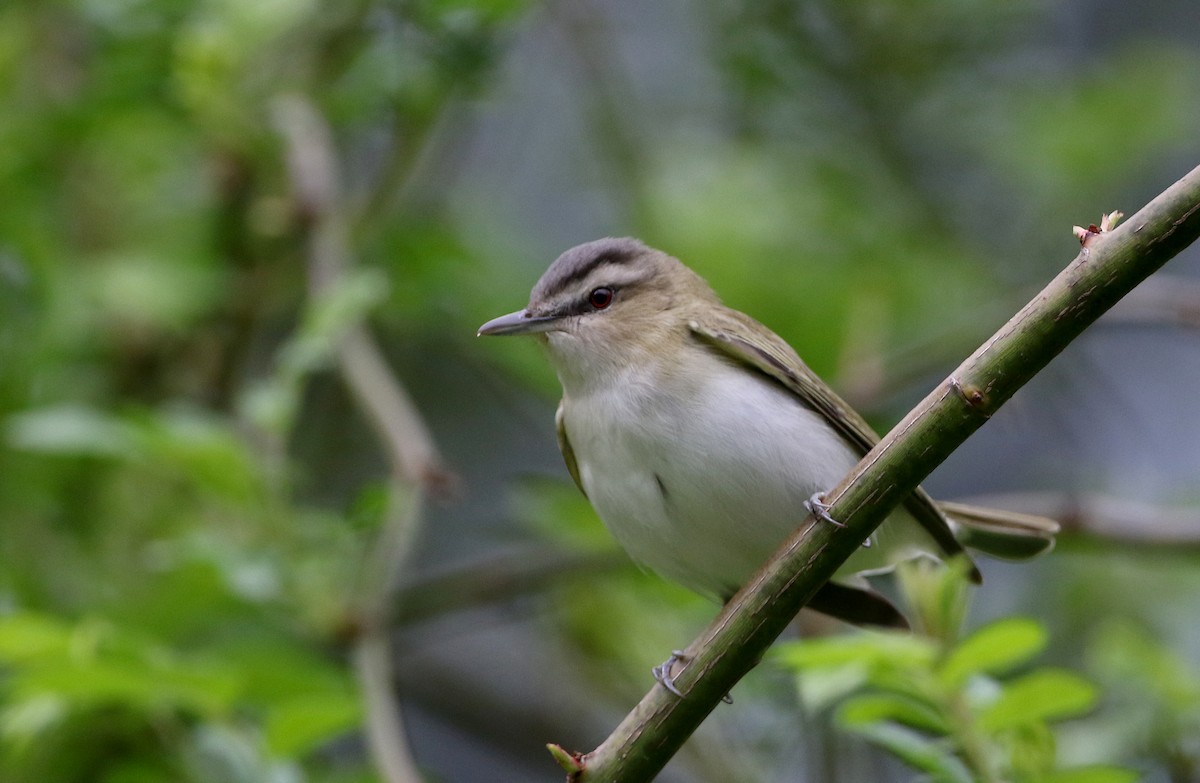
[778,632,940,711]
[0,614,73,663]
[1088,620,1200,708]
[1029,766,1140,783]
[14,657,240,717]
[897,557,973,644]
[794,662,871,712]
[265,694,362,756]
[280,268,389,378]
[132,409,266,501]
[842,721,974,783]
[941,618,1047,685]
[5,406,137,457]
[774,631,936,672]
[837,693,951,734]
[0,695,68,741]
[979,669,1097,732]
[547,743,583,773]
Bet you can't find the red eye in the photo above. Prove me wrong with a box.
[589,287,614,309]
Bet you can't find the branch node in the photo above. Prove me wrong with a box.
[420,464,460,500]
[949,376,993,419]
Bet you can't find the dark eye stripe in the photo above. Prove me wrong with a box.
[553,253,632,293]
[534,239,647,302]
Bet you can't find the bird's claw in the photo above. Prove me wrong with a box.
[652,649,734,704]
[806,492,871,546]
[805,492,845,528]
[653,649,688,697]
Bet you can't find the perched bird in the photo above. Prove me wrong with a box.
[479,238,1057,646]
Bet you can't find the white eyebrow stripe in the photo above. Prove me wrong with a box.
[571,263,652,293]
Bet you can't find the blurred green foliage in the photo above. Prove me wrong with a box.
[0,0,529,779]
[1,0,1199,781]
[775,562,1134,783]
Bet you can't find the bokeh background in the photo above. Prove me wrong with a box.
[2,0,1200,781]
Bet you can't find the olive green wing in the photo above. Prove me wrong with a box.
[555,399,587,499]
[687,309,976,576]
[690,311,881,453]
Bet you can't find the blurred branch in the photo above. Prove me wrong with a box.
[275,93,449,783]
[551,0,655,233]
[393,545,627,626]
[571,168,1200,783]
[1105,274,1200,330]
[840,272,1200,412]
[339,329,453,492]
[778,8,956,239]
[275,94,451,492]
[353,101,465,236]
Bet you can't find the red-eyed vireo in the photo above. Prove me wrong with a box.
[479,238,1057,667]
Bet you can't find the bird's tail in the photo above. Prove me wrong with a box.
[938,501,1060,560]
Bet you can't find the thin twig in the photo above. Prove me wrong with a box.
[550,0,655,233]
[393,545,628,626]
[1105,274,1200,330]
[354,616,424,783]
[839,272,1200,411]
[338,328,452,492]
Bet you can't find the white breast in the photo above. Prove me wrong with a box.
[561,355,910,599]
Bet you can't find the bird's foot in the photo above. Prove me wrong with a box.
[652,649,733,703]
[806,492,871,546]
[653,649,688,697]
[805,492,845,528]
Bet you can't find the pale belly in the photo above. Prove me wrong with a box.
[563,367,922,599]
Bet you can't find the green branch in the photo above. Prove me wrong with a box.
[564,164,1200,782]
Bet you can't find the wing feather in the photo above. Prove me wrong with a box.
[687,310,977,580]
[555,399,587,499]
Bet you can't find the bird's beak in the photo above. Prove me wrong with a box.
[477,309,562,337]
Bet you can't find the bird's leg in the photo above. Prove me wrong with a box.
[652,649,733,703]
[806,492,873,547]
[652,649,688,697]
[805,492,844,528]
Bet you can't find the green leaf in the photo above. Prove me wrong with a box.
[841,721,974,783]
[83,251,225,334]
[897,557,973,645]
[14,657,240,717]
[280,267,389,378]
[265,694,362,756]
[940,617,1047,685]
[774,631,937,673]
[777,632,940,710]
[0,613,73,663]
[837,692,951,734]
[1088,620,1200,708]
[0,695,69,742]
[795,663,872,713]
[425,0,532,22]
[979,669,1097,732]
[5,405,138,457]
[240,267,389,434]
[1029,767,1140,783]
[132,409,265,501]
[0,613,242,717]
